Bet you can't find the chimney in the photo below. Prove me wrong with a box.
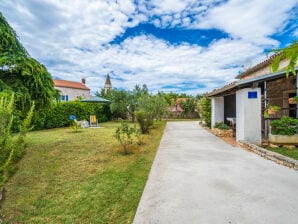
[81,78,86,84]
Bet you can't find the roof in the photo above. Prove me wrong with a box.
[206,81,237,97]
[206,67,298,97]
[80,96,111,103]
[168,104,184,112]
[237,67,298,87]
[236,53,281,79]
[53,79,90,90]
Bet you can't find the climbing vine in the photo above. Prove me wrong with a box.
[0,12,56,113]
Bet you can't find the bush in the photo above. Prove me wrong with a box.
[32,102,111,130]
[271,116,298,136]
[0,94,34,188]
[213,122,230,130]
[71,121,83,133]
[135,110,152,134]
[115,123,138,154]
[198,97,211,127]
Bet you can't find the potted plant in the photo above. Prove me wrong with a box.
[288,96,298,104]
[264,105,281,118]
[269,116,298,145]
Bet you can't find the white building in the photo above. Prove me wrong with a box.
[53,78,91,101]
[207,56,298,145]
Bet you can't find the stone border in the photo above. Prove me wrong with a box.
[238,140,298,171]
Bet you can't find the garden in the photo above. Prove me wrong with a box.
[0,12,205,223]
[0,121,166,223]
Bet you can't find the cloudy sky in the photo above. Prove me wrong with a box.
[1,0,297,94]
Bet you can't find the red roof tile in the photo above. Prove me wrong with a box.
[53,79,90,90]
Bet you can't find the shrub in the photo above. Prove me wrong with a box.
[213,122,230,130]
[198,97,211,127]
[135,128,145,145]
[271,116,298,136]
[0,94,34,188]
[135,110,152,134]
[71,121,83,133]
[115,123,138,154]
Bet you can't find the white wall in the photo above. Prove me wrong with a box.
[211,97,224,128]
[55,86,91,101]
[236,88,261,144]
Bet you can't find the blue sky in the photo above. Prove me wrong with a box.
[1,0,297,94]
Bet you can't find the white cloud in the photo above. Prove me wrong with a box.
[195,0,297,45]
[43,34,268,94]
[0,0,297,95]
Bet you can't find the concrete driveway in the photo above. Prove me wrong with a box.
[133,122,298,224]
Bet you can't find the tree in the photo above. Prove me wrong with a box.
[271,40,298,78]
[99,89,129,119]
[180,98,197,115]
[0,12,56,113]
[198,97,211,127]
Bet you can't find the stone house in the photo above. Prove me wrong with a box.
[207,55,298,144]
[53,78,91,101]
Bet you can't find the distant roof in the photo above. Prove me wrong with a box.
[168,104,184,112]
[236,53,281,79]
[80,96,111,103]
[53,79,90,90]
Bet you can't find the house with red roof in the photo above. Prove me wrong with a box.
[53,78,91,101]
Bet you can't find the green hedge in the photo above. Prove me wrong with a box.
[32,102,111,129]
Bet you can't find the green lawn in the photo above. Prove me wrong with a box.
[266,147,298,160]
[1,121,166,224]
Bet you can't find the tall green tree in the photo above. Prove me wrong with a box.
[180,98,197,115]
[198,97,211,127]
[0,12,55,113]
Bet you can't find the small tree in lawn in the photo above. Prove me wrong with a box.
[115,123,137,154]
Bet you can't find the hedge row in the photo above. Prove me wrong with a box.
[32,102,111,130]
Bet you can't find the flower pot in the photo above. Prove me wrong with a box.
[268,109,277,115]
[288,97,298,104]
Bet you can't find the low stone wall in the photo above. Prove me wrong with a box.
[211,128,233,137]
[239,140,298,170]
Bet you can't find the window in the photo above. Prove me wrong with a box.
[60,95,69,102]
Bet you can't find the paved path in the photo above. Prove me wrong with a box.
[133,122,298,224]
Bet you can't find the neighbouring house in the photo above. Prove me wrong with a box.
[53,78,91,101]
[206,55,298,144]
[167,98,198,118]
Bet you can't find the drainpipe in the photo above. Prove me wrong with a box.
[264,81,268,139]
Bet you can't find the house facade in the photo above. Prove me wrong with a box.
[53,78,91,101]
[207,56,298,144]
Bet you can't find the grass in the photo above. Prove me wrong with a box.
[0,121,166,224]
[266,147,298,160]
